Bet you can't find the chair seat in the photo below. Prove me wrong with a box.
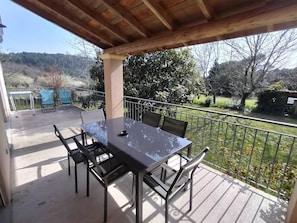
[70,150,85,163]
[89,157,129,183]
[144,165,189,199]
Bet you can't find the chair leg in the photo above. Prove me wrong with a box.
[68,154,70,176]
[165,200,169,223]
[104,186,108,222]
[189,180,193,211]
[131,174,135,207]
[86,164,89,197]
[75,163,78,193]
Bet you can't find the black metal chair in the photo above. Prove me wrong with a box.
[160,116,189,172]
[143,147,209,223]
[142,110,161,127]
[161,116,188,138]
[53,124,105,193]
[73,137,131,223]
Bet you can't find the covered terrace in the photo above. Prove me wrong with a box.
[1,0,297,222]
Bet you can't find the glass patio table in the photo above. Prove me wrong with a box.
[81,117,192,223]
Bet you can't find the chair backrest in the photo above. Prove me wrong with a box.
[161,116,188,137]
[40,89,54,105]
[53,124,71,153]
[142,111,161,127]
[169,147,209,193]
[73,137,104,175]
[80,109,105,124]
[59,89,72,104]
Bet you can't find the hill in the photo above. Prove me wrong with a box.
[1,52,95,89]
[1,52,95,76]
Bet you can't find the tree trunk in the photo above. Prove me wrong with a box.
[239,92,250,111]
[212,94,216,104]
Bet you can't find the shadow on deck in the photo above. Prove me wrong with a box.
[0,106,287,223]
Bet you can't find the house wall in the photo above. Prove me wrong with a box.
[0,62,11,206]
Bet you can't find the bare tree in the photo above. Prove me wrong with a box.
[68,37,100,87]
[224,29,297,110]
[192,41,223,103]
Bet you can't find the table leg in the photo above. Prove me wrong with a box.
[135,172,143,223]
[81,129,85,146]
[187,144,192,158]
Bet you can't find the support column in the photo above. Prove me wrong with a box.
[100,54,126,119]
[286,179,297,223]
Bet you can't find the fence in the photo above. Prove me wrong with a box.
[124,96,297,200]
[8,89,297,200]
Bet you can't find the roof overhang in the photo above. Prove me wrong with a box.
[12,0,297,55]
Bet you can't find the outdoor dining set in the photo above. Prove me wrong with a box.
[53,109,209,223]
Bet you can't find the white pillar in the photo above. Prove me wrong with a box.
[100,54,126,119]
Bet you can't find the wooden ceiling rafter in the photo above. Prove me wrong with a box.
[143,0,175,30]
[67,0,130,43]
[37,0,115,46]
[104,2,297,55]
[12,0,109,48]
[100,0,149,37]
[216,2,269,19]
[195,0,215,20]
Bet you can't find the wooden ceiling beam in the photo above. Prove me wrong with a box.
[104,3,297,55]
[37,0,115,46]
[143,0,174,30]
[195,0,215,20]
[67,0,129,43]
[100,0,149,37]
[12,0,109,48]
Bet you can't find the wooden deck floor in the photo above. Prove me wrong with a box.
[0,107,287,223]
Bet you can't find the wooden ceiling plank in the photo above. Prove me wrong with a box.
[217,2,268,19]
[104,3,297,55]
[100,0,149,37]
[12,0,109,48]
[195,0,215,20]
[37,0,115,46]
[143,0,174,30]
[67,0,129,43]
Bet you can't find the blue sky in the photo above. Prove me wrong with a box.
[0,0,81,54]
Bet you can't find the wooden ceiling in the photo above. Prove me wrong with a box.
[12,0,297,55]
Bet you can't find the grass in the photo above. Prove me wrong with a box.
[190,95,297,134]
[194,95,257,110]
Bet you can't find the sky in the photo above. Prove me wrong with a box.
[0,0,82,55]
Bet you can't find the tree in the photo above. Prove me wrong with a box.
[123,49,200,104]
[89,56,104,91]
[267,68,297,91]
[68,37,99,86]
[90,48,200,104]
[224,29,297,110]
[192,42,221,100]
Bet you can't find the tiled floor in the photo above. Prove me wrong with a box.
[0,107,288,222]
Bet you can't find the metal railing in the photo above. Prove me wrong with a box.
[124,96,297,200]
[9,88,297,200]
[7,87,106,111]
